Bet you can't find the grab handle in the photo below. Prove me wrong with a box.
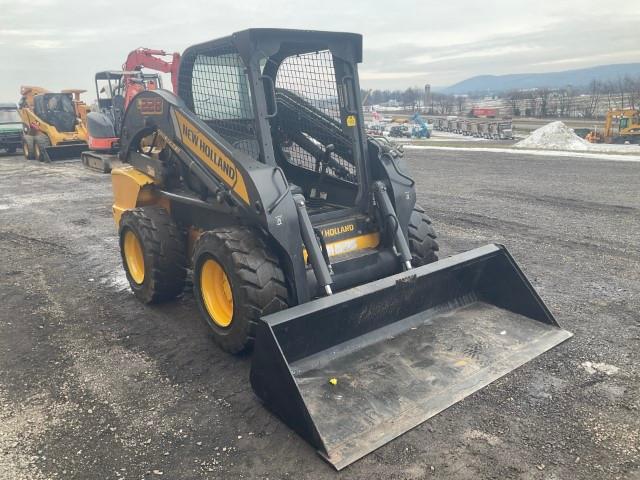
[260,75,278,119]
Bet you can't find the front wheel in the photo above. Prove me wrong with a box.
[193,227,289,354]
[34,134,51,162]
[22,135,35,160]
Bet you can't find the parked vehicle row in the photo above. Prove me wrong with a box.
[432,116,514,140]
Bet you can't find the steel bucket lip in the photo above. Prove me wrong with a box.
[263,243,535,328]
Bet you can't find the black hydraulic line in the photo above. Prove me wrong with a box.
[293,193,333,295]
[373,180,412,271]
[157,189,218,210]
[313,227,333,273]
[381,151,414,188]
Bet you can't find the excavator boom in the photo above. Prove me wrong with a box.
[123,48,181,94]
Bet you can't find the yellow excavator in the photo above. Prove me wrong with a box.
[586,108,640,144]
[18,86,88,161]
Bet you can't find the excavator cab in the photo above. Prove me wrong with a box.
[113,29,571,469]
[82,49,180,173]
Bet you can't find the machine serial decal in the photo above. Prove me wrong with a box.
[174,110,250,204]
[137,97,163,115]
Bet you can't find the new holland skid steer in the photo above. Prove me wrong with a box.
[111,29,571,469]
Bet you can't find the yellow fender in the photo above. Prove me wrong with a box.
[111,166,167,227]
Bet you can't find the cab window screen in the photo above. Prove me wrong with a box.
[192,53,254,120]
[190,53,258,158]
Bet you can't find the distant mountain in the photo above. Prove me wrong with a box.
[443,63,640,95]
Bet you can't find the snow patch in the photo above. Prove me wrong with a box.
[402,144,640,162]
[515,121,640,153]
[581,361,620,376]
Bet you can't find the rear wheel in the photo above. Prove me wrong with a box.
[7,146,17,154]
[22,135,35,160]
[34,134,51,162]
[193,227,289,354]
[408,205,439,266]
[119,206,187,303]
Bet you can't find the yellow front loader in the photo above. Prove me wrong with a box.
[18,86,88,161]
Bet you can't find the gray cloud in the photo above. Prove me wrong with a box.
[0,0,638,100]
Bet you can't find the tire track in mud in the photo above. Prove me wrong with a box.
[433,208,640,262]
[475,189,639,215]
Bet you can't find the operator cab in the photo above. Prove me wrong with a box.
[95,70,163,110]
[179,29,368,218]
[33,93,77,133]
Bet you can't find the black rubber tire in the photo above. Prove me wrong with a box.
[34,134,51,162]
[22,135,35,160]
[119,206,187,304]
[408,204,439,266]
[7,146,17,154]
[193,227,289,354]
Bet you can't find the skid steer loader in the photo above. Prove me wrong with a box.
[18,86,88,161]
[111,29,571,470]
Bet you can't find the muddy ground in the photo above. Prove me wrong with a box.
[0,150,638,479]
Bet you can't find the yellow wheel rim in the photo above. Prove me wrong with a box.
[200,258,234,328]
[123,230,145,285]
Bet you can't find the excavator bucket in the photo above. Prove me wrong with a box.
[44,143,86,161]
[250,244,572,470]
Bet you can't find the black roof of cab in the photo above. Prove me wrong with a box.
[181,28,363,66]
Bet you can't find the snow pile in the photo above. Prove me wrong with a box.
[515,121,640,154]
[515,121,590,151]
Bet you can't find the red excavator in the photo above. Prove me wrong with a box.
[81,48,180,172]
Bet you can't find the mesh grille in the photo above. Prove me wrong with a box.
[191,53,260,158]
[273,50,356,182]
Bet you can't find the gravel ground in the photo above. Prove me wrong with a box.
[0,151,638,479]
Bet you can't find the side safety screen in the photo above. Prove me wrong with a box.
[191,52,259,158]
[273,50,357,183]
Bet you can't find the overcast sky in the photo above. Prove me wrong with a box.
[1,0,639,101]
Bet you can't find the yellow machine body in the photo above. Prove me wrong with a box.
[18,85,88,160]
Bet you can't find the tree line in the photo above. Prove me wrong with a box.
[362,75,640,119]
[504,76,640,118]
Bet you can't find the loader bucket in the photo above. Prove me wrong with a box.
[250,244,572,470]
[44,143,86,161]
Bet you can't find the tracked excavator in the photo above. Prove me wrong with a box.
[82,48,180,172]
[111,29,572,469]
